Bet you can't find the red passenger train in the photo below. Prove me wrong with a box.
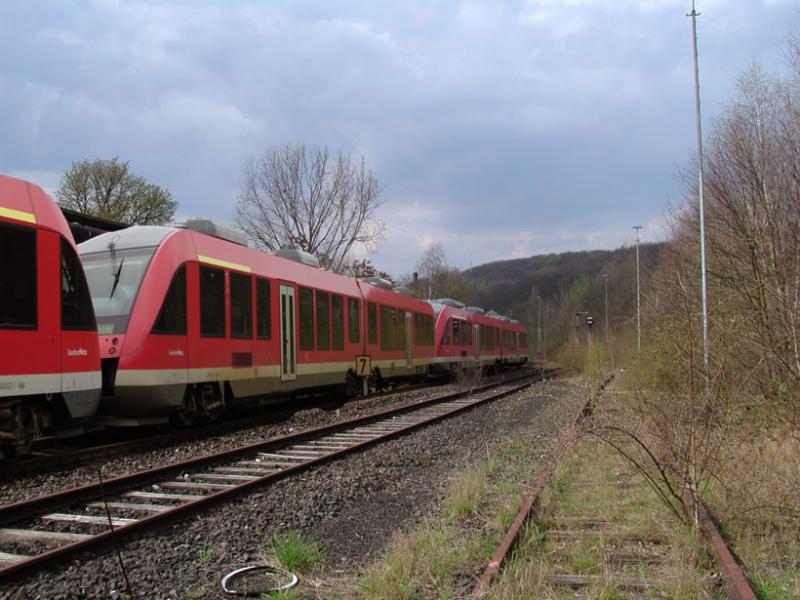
[0,175,101,457]
[78,221,437,424]
[428,299,528,374]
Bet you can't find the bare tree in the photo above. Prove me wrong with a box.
[235,144,385,273]
[57,158,177,225]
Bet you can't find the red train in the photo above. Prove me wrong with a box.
[428,299,528,374]
[77,220,437,424]
[1,173,528,453]
[0,175,101,457]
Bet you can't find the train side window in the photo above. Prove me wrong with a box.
[200,266,225,338]
[256,278,271,340]
[331,294,344,350]
[348,298,359,343]
[298,287,314,350]
[397,309,406,349]
[316,291,330,350]
[230,272,252,339]
[452,319,461,346]
[367,302,377,344]
[464,322,472,346]
[379,305,389,350]
[423,314,434,345]
[152,265,187,335]
[441,318,451,345]
[61,239,96,331]
[0,223,37,329]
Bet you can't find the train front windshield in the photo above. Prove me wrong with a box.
[81,247,156,334]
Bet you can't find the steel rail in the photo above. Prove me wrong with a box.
[470,375,759,600]
[695,502,757,600]
[470,375,612,597]
[0,374,541,584]
[3,368,545,478]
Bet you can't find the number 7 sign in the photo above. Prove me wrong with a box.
[355,355,371,377]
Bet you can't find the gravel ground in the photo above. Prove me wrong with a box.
[0,381,473,506]
[0,377,593,600]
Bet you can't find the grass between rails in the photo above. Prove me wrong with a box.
[340,432,551,599]
[491,434,717,599]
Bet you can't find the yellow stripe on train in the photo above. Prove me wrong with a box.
[0,206,36,224]
[198,254,252,273]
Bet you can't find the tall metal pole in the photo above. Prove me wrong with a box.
[537,296,543,379]
[602,274,609,343]
[689,0,709,381]
[537,296,542,350]
[633,226,642,353]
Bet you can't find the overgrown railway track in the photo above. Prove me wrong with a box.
[470,375,758,600]
[0,371,542,584]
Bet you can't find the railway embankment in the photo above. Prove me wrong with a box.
[0,372,575,598]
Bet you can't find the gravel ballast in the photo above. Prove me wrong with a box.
[0,377,593,599]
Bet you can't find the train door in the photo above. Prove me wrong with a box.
[279,284,296,381]
[405,311,413,369]
[474,324,480,361]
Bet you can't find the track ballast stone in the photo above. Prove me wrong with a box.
[0,378,590,599]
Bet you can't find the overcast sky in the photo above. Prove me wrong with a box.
[1,1,796,276]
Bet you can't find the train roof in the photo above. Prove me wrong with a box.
[78,226,175,253]
[77,224,433,313]
[0,174,74,243]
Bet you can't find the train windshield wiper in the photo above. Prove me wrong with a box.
[109,257,125,298]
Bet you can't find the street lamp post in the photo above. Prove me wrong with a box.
[689,0,709,386]
[601,274,609,344]
[633,226,642,353]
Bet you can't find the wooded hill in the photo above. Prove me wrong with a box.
[462,243,664,319]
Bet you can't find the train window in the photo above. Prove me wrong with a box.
[367,302,377,344]
[0,223,37,329]
[152,265,187,335]
[441,318,450,345]
[256,278,271,340]
[464,322,472,346]
[230,272,252,339]
[200,266,226,338]
[61,239,96,331]
[316,291,330,350]
[396,310,406,350]
[331,295,344,350]
[348,298,359,343]
[298,287,314,350]
[379,305,389,350]
[422,314,434,345]
[452,319,461,346]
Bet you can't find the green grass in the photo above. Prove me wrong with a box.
[352,432,548,599]
[267,530,325,574]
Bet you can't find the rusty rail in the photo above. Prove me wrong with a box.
[471,374,760,600]
[0,374,542,584]
[470,375,613,596]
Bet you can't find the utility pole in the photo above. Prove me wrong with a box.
[601,274,609,344]
[688,0,709,383]
[537,296,542,352]
[633,226,642,353]
[537,296,544,380]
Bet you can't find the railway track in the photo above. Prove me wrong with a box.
[0,371,542,584]
[2,372,516,479]
[469,376,758,600]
